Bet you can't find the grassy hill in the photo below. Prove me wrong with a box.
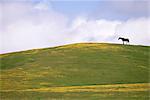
[0,43,149,100]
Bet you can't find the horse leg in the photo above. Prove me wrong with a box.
[123,41,124,45]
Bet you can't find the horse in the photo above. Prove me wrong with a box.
[118,37,129,45]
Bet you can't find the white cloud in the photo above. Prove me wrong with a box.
[69,17,121,43]
[0,1,149,54]
[69,17,150,45]
[116,18,150,45]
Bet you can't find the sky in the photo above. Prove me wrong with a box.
[0,0,150,54]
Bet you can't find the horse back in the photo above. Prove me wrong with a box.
[125,38,129,42]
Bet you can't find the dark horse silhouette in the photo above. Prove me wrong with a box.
[118,37,129,45]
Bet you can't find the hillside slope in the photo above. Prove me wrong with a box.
[0,43,149,99]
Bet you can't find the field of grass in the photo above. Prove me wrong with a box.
[0,43,149,99]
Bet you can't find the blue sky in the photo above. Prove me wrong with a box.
[1,0,149,22]
[49,0,149,20]
[3,0,148,20]
[51,1,100,19]
[0,0,150,53]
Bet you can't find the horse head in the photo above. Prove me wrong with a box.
[118,37,122,40]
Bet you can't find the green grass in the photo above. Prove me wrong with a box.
[0,43,149,99]
[1,83,149,100]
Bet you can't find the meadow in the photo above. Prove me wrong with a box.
[0,43,149,99]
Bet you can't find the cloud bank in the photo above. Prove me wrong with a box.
[0,1,150,54]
